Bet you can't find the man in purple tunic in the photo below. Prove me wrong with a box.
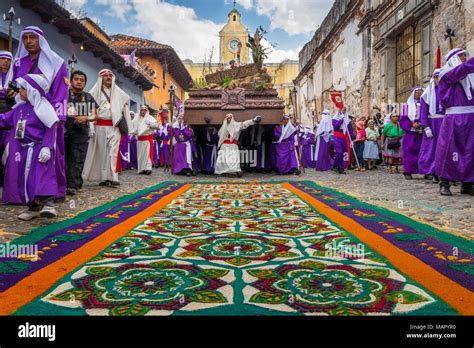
[0,50,14,187]
[153,129,161,167]
[274,115,300,175]
[201,125,218,173]
[419,69,444,183]
[301,125,316,168]
[12,26,68,201]
[399,86,424,180]
[119,132,131,170]
[332,108,354,174]
[436,48,474,196]
[0,74,59,220]
[315,109,334,171]
[172,113,194,176]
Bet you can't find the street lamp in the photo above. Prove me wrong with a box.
[68,53,78,73]
[3,7,21,52]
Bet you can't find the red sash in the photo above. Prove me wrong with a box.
[334,131,351,163]
[224,139,238,145]
[96,118,113,126]
[138,134,154,163]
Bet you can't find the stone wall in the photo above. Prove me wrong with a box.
[296,0,473,119]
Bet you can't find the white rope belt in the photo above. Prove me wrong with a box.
[445,106,474,115]
[428,114,445,119]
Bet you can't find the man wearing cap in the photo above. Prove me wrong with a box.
[419,69,444,183]
[436,48,474,196]
[0,50,14,186]
[65,70,98,196]
[133,105,159,175]
[12,26,68,201]
[82,69,131,187]
[274,115,301,175]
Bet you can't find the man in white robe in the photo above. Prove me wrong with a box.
[133,105,159,175]
[82,69,131,186]
[215,113,261,177]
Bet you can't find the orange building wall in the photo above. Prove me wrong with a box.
[141,55,186,112]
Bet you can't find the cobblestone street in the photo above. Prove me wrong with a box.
[1,167,472,244]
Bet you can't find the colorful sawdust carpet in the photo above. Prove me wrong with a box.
[0,181,472,316]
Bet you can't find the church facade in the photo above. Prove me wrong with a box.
[183,8,299,113]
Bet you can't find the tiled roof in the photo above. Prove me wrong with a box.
[110,34,172,51]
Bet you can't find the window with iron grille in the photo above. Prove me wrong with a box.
[395,21,422,103]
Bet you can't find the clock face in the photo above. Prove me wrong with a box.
[228,39,240,53]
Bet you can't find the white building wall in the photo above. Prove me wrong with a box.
[0,0,144,111]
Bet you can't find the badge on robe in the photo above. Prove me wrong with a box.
[15,118,26,139]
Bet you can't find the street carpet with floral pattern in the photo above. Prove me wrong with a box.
[0,181,472,316]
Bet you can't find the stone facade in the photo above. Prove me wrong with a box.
[295,0,474,125]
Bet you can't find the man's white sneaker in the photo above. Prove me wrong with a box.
[39,206,58,218]
[18,210,41,221]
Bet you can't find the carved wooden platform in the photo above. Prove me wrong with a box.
[204,63,262,85]
[184,88,285,125]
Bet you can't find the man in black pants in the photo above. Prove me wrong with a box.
[65,71,98,195]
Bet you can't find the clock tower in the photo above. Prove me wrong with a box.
[219,7,250,65]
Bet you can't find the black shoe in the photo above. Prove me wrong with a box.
[432,175,439,184]
[424,174,433,180]
[294,169,301,176]
[54,196,66,203]
[439,184,453,196]
[99,181,110,186]
[404,173,413,180]
[110,181,120,186]
[236,171,243,178]
[460,184,474,195]
[66,188,76,196]
[145,170,152,175]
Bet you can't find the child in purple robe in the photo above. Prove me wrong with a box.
[274,115,300,175]
[419,69,444,183]
[315,110,334,171]
[172,114,194,175]
[0,74,59,220]
[332,108,354,174]
[399,87,424,180]
[13,26,68,201]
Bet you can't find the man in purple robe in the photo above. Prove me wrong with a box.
[0,74,59,220]
[129,126,138,170]
[315,109,334,171]
[419,69,444,183]
[332,108,354,174]
[400,86,424,180]
[301,125,316,168]
[153,129,161,167]
[172,113,194,176]
[436,48,474,196]
[274,115,301,175]
[119,133,131,170]
[201,125,218,173]
[12,26,68,201]
[0,50,14,187]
